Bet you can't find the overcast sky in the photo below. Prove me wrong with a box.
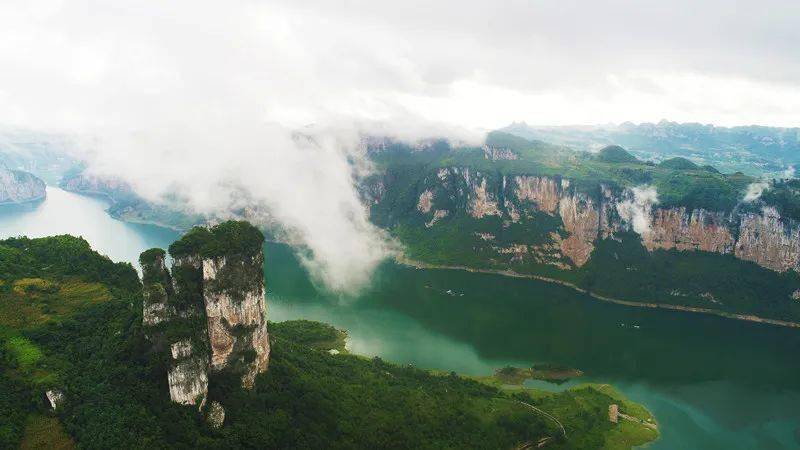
[1,0,798,292]
[1,0,800,131]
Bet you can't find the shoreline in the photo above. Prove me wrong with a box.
[59,187,191,232]
[0,193,46,206]
[395,256,800,329]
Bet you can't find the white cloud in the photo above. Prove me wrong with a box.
[617,186,659,236]
[744,181,770,202]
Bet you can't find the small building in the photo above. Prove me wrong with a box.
[608,404,619,423]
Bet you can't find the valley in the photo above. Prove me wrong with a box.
[0,185,797,448]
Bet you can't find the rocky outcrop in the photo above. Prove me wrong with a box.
[141,221,270,412]
[735,207,800,272]
[140,249,172,329]
[206,401,226,429]
[0,168,45,204]
[644,208,735,253]
[558,194,600,266]
[202,253,270,389]
[469,177,501,218]
[426,210,448,228]
[514,176,560,214]
[168,340,209,407]
[417,190,433,213]
[45,389,64,411]
[482,145,518,161]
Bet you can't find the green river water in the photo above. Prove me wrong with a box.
[1,187,798,449]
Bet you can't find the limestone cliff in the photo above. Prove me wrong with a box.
[0,168,45,204]
[644,208,735,253]
[735,207,800,272]
[514,176,560,215]
[140,221,270,411]
[397,169,800,275]
[202,252,270,389]
[558,193,600,266]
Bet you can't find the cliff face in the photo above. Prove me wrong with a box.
[202,253,270,389]
[643,208,735,254]
[383,169,800,275]
[735,207,800,272]
[140,221,269,412]
[0,168,46,204]
[59,173,132,198]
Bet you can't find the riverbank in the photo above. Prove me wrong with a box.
[396,255,800,329]
[0,193,46,206]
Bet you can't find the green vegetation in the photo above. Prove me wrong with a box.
[168,221,264,259]
[271,320,348,353]
[0,234,657,449]
[19,415,74,450]
[596,145,639,164]
[371,132,760,213]
[578,234,800,321]
[139,247,166,267]
[490,364,583,386]
[761,178,800,219]
[658,157,699,170]
[369,132,800,322]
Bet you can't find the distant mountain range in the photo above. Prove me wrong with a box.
[501,121,800,176]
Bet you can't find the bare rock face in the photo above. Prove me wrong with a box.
[141,221,270,409]
[469,177,501,218]
[482,144,518,161]
[735,207,800,272]
[425,210,448,228]
[402,170,800,275]
[416,190,433,213]
[645,208,735,253]
[206,401,226,429]
[140,249,173,328]
[558,194,600,267]
[514,176,560,214]
[167,340,209,407]
[0,168,45,204]
[45,389,65,411]
[202,252,270,388]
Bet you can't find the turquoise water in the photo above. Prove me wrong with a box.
[0,187,179,269]
[1,187,798,449]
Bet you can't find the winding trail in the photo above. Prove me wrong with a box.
[619,412,658,430]
[396,256,800,329]
[515,400,566,438]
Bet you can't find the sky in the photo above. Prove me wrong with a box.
[0,0,798,292]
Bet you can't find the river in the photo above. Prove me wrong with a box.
[1,187,798,449]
